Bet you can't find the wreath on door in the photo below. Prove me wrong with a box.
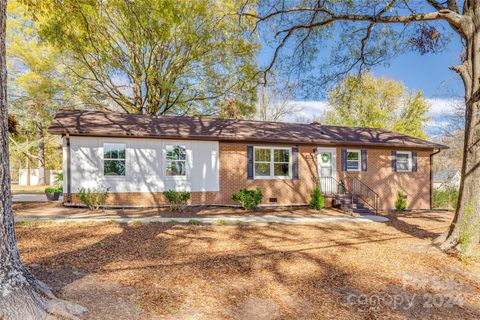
[321,153,330,163]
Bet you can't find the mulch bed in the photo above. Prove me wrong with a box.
[13,202,346,219]
[16,210,480,319]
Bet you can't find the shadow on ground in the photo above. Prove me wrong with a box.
[16,209,480,319]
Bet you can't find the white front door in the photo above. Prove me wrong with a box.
[317,148,337,194]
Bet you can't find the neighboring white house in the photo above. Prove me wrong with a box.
[433,170,461,190]
[19,169,61,186]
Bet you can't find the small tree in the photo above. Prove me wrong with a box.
[309,185,325,210]
[395,191,407,211]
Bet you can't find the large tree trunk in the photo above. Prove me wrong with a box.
[434,8,480,256]
[0,1,85,318]
[36,120,46,185]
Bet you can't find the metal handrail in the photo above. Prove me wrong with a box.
[318,176,350,195]
[318,176,355,213]
[343,176,379,214]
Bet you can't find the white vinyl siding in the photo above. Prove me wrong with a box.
[66,136,219,193]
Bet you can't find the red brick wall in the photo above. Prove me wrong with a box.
[336,148,431,209]
[218,143,318,205]
[67,142,432,209]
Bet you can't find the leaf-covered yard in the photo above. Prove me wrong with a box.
[16,210,480,319]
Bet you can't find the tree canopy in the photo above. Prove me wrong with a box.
[28,0,259,116]
[324,73,430,138]
[242,0,480,256]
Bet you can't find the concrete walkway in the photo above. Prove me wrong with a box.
[12,193,49,203]
[16,214,389,224]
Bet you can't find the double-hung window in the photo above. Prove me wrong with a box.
[346,149,361,171]
[254,147,291,179]
[165,145,187,176]
[396,151,412,172]
[103,143,126,176]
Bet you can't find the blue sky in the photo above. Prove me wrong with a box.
[256,24,465,135]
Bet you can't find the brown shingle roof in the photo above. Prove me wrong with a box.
[47,110,448,150]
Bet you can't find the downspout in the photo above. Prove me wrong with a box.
[430,148,441,210]
[66,134,72,204]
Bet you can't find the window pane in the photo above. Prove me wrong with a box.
[347,151,359,160]
[104,144,125,159]
[397,162,409,171]
[254,163,270,176]
[255,148,271,162]
[396,154,409,171]
[111,148,119,159]
[103,144,111,159]
[274,149,289,162]
[104,160,125,176]
[347,161,359,170]
[166,145,186,160]
[166,161,186,176]
[118,147,126,159]
[274,163,289,176]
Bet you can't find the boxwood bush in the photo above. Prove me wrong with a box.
[78,186,109,211]
[163,190,191,211]
[232,188,263,210]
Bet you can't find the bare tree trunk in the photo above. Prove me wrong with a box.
[36,121,46,186]
[0,1,85,318]
[435,10,480,255]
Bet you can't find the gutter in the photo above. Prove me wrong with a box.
[65,134,72,204]
[430,148,442,209]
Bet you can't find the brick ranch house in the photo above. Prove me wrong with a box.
[48,110,447,211]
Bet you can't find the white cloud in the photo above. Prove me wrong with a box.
[426,98,463,117]
[283,100,329,122]
[282,98,464,124]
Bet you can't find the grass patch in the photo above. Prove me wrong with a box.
[216,219,229,225]
[187,219,201,225]
[433,187,459,209]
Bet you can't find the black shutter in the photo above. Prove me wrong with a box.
[341,148,347,171]
[292,146,299,179]
[391,150,397,172]
[247,145,254,179]
[361,149,367,171]
[412,152,417,172]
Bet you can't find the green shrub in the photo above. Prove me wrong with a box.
[77,186,110,211]
[395,191,407,211]
[163,190,191,211]
[309,185,325,210]
[53,172,64,186]
[44,186,62,193]
[433,186,459,209]
[232,187,263,210]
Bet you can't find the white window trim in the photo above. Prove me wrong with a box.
[346,149,361,172]
[396,151,413,172]
[164,144,187,178]
[253,146,292,179]
[102,143,127,177]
